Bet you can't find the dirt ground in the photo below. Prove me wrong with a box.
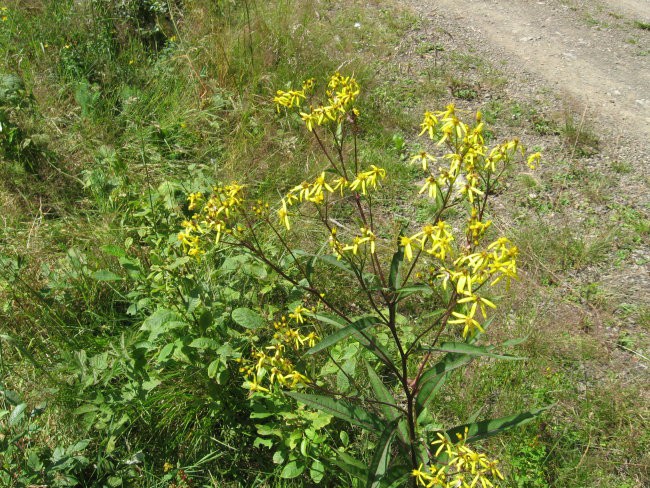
[395,0,650,408]
[401,0,650,156]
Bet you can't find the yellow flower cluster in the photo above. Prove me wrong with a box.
[274,73,360,131]
[412,429,504,488]
[412,104,538,207]
[1,6,8,22]
[441,237,516,338]
[178,183,246,257]
[239,309,318,393]
[278,166,386,231]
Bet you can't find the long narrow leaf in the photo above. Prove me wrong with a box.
[367,419,398,488]
[388,248,403,290]
[445,406,552,444]
[309,314,393,367]
[364,362,400,421]
[415,354,474,414]
[307,315,380,355]
[333,451,368,483]
[286,392,381,431]
[427,342,525,360]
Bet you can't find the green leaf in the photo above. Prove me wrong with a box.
[308,314,392,367]
[333,451,368,483]
[286,392,381,431]
[445,406,551,444]
[92,269,121,281]
[388,248,403,290]
[394,284,433,300]
[428,342,525,360]
[100,245,126,258]
[156,343,174,363]
[207,359,220,379]
[189,337,220,350]
[378,464,411,488]
[9,403,27,426]
[415,354,474,414]
[231,307,265,329]
[365,362,399,422]
[280,460,305,479]
[140,309,186,342]
[310,459,325,483]
[367,419,398,488]
[307,315,380,355]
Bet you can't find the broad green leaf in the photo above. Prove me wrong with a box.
[280,460,305,479]
[140,309,186,342]
[189,337,219,350]
[307,315,380,355]
[231,307,265,329]
[445,406,551,444]
[286,392,381,431]
[9,403,27,426]
[367,419,398,488]
[157,343,174,363]
[388,248,403,290]
[100,245,126,258]
[310,460,325,483]
[428,341,525,360]
[415,354,473,414]
[92,269,121,281]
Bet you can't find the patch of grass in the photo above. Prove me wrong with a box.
[561,111,600,157]
[634,20,650,31]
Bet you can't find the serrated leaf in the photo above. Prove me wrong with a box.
[92,269,122,281]
[367,419,398,488]
[445,406,551,444]
[231,307,265,329]
[286,392,381,431]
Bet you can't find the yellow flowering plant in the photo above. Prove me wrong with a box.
[180,73,547,486]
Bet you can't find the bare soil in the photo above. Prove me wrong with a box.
[394,0,650,409]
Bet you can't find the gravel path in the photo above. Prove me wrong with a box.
[401,0,650,164]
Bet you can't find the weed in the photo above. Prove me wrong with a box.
[634,20,650,31]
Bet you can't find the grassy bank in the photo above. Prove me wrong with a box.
[1,1,647,487]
